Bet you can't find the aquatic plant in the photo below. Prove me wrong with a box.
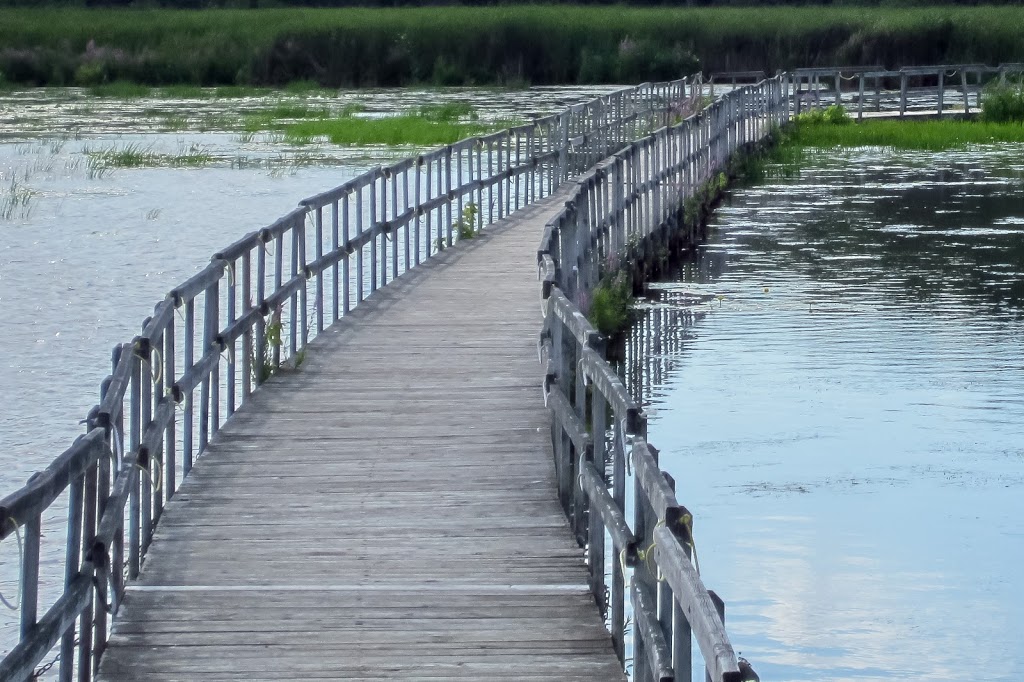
[0,177,33,221]
[83,143,215,171]
[238,98,495,146]
[589,271,633,337]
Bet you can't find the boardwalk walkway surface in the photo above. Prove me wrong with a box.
[96,190,625,681]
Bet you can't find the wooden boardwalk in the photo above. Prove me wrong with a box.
[96,191,625,681]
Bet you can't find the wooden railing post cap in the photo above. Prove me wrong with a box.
[131,336,150,359]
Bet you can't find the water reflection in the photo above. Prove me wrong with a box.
[624,145,1024,681]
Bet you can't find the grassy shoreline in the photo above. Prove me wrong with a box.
[2,6,1024,88]
[788,118,1024,150]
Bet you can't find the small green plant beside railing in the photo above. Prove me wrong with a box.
[252,306,283,385]
[982,83,1024,123]
[454,202,479,241]
[589,270,633,337]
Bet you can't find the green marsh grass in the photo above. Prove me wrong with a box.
[84,143,215,172]
[4,7,1024,87]
[785,105,1024,151]
[791,119,1024,150]
[241,100,505,146]
[282,115,493,146]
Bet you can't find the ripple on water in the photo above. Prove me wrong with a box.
[628,143,1024,681]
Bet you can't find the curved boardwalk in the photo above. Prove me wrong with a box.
[95,190,624,681]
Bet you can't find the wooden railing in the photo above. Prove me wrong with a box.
[786,63,1024,119]
[0,78,689,682]
[537,76,787,682]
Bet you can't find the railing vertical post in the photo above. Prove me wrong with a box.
[633,434,656,682]
[858,74,865,121]
[380,174,390,288]
[20,512,40,644]
[938,70,945,117]
[456,146,465,241]
[413,161,423,266]
[297,217,308,351]
[663,474,692,682]
[315,206,324,334]
[390,168,400,281]
[961,69,970,115]
[82,425,101,679]
[558,111,570,182]
[900,72,908,117]
[225,264,236,418]
[58,473,82,682]
[164,320,176,499]
[402,167,411,270]
[254,233,267,391]
[355,186,364,302]
[331,201,340,322]
[273,233,283,367]
[444,147,454,247]
[210,278,222,437]
[369,177,378,292]
[497,135,507,220]
[342,193,352,312]
[110,345,125,611]
[241,250,253,399]
[128,347,141,580]
[140,329,153,554]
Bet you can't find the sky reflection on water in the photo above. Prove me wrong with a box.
[629,146,1024,681]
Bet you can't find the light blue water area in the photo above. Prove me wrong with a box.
[630,145,1024,681]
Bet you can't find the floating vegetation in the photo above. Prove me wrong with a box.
[239,100,506,146]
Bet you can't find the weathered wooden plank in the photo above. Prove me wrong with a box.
[97,189,623,681]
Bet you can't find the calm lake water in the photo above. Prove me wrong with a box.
[627,145,1024,681]
[0,85,612,657]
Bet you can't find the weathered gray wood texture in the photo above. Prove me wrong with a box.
[97,191,624,681]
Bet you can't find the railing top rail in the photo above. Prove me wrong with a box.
[0,429,108,539]
[708,70,766,81]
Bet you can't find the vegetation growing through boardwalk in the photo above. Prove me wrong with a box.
[3,6,1024,87]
